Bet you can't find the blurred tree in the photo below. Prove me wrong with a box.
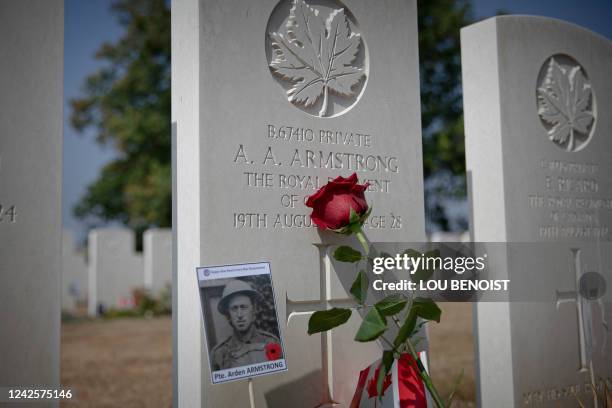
[418,0,473,231]
[70,0,170,244]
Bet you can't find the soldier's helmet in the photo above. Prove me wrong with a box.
[217,280,261,315]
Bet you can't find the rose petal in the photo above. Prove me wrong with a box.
[351,181,369,194]
[306,187,327,207]
[305,173,370,231]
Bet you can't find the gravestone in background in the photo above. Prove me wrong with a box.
[62,230,88,312]
[463,16,612,407]
[427,231,469,243]
[88,228,144,316]
[143,228,172,295]
[173,0,426,406]
[0,0,63,396]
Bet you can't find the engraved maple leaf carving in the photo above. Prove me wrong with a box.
[269,0,365,117]
[537,58,594,152]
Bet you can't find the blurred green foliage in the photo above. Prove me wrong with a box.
[418,0,473,230]
[70,0,171,245]
[71,0,472,234]
[134,284,172,316]
[102,285,172,318]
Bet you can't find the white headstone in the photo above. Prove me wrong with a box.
[62,230,88,312]
[463,16,612,407]
[88,228,144,316]
[0,0,63,393]
[427,231,470,243]
[173,0,426,406]
[144,228,172,295]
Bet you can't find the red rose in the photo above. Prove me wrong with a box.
[306,173,370,231]
[265,342,282,361]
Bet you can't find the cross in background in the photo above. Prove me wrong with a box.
[556,248,590,373]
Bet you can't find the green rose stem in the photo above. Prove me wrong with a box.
[379,332,445,408]
[391,316,446,408]
[354,224,445,408]
[308,182,445,407]
[354,229,369,258]
[405,336,446,408]
[355,226,445,408]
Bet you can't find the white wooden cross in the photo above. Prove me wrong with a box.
[286,244,357,407]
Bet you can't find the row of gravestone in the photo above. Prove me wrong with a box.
[61,227,459,314]
[61,228,172,316]
[1,0,611,407]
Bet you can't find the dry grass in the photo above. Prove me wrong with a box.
[61,304,476,407]
[428,302,476,407]
[61,317,172,408]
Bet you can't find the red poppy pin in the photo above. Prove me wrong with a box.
[265,342,282,361]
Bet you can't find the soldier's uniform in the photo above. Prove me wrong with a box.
[211,328,281,370]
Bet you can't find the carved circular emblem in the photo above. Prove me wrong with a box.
[265,0,368,118]
[536,54,596,152]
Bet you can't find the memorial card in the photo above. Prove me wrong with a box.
[197,262,287,384]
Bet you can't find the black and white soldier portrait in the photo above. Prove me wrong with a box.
[197,262,287,384]
[212,279,282,370]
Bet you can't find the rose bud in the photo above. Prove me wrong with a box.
[306,173,371,233]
